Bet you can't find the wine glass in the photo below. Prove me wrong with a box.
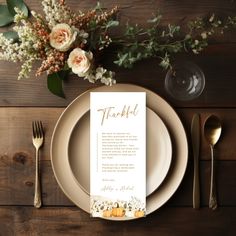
[165,61,205,101]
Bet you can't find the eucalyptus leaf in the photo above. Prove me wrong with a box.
[0,5,14,27]
[2,31,19,42]
[147,14,162,24]
[106,20,119,29]
[6,0,28,17]
[47,73,65,98]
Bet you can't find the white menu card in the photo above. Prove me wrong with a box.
[90,92,146,218]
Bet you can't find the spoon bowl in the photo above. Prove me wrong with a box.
[204,115,222,210]
[204,115,222,146]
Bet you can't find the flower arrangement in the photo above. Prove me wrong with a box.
[0,0,118,97]
[0,0,235,97]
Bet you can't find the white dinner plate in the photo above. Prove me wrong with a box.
[51,84,188,220]
[68,107,172,197]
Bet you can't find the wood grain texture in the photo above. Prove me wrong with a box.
[0,1,236,107]
[0,206,235,236]
[0,44,236,108]
[0,159,72,206]
[20,0,236,40]
[0,108,62,161]
[0,108,235,161]
[0,1,235,235]
[0,159,235,207]
[1,0,234,29]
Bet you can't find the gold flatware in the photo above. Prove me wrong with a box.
[32,121,44,209]
[191,113,200,209]
[204,115,222,210]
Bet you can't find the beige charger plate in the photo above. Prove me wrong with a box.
[51,84,188,219]
[68,108,172,197]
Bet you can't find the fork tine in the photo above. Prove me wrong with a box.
[35,121,38,138]
[32,121,44,139]
[36,121,40,138]
[37,121,43,138]
[32,121,36,138]
[39,121,44,137]
[34,121,37,138]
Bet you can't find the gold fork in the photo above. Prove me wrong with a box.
[32,121,44,208]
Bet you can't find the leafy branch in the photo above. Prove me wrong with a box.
[114,13,236,70]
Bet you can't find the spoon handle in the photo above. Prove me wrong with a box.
[209,145,217,210]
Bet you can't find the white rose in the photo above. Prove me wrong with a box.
[67,48,93,77]
[49,23,77,52]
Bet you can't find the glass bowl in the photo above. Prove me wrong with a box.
[165,62,205,101]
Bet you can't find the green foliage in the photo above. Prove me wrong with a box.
[114,13,236,70]
[86,5,119,51]
[0,0,28,43]
[6,0,28,17]
[2,31,19,42]
[47,72,67,98]
[0,4,14,26]
[106,20,119,29]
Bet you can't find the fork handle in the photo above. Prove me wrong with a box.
[34,148,42,208]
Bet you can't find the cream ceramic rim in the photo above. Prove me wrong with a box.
[67,107,172,197]
[50,84,188,220]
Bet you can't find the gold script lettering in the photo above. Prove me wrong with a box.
[97,104,139,126]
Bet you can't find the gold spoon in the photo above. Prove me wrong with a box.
[204,115,222,210]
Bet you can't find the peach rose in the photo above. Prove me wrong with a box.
[67,48,93,77]
[49,23,77,52]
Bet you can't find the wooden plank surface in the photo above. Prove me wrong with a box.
[0,108,235,161]
[0,206,235,236]
[0,158,235,207]
[0,44,236,108]
[0,1,236,107]
[17,0,236,41]
[0,107,235,208]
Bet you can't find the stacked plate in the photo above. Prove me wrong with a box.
[50,84,188,220]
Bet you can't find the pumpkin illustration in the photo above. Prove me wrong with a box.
[134,210,145,218]
[102,210,112,217]
[111,203,125,217]
[112,207,125,217]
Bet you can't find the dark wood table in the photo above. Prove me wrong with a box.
[0,0,236,235]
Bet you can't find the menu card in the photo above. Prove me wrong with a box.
[90,92,146,218]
